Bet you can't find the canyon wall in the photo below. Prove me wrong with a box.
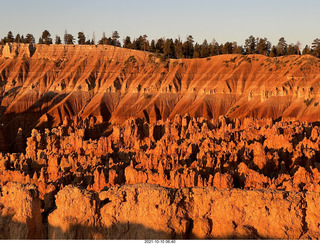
[0,115,319,239]
[1,183,320,239]
[1,43,320,148]
[1,43,320,239]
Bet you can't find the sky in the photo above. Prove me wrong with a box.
[0,0,320,47]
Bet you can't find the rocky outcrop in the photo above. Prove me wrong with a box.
[0,182,44,239]
[2,43,320,239]
[0,115,320,239]
[43,184,320,239]
[1,116,320,194]
[1,44,320,148]
[48,185,99,239]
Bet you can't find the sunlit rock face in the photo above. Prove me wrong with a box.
[0,115,319,239]
[1,43,320,149]
[2,43,320,239]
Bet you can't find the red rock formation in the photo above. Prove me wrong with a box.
[0,183,44,239]
[2,43,320,239]
[2,44,320,148]
[48,185,99,239]
[40,184,320,239]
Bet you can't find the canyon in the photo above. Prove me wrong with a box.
[1,43,320,239]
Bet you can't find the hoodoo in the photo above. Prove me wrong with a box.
[1,43,320,239]
[1,44,320,144]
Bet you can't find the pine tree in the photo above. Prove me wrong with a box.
[210,39,220,56]
[149,39,156,52]
[287,44,296,55]
[244,35,256,54]
[6,31,14,43]
[134,36,145,50]
[155,38,164,53]
[164,39,176,58]
[276,37,288,56]
[232,42,243,54]
[78,32,86,44]
[64,30,68,44]
[111,31,120,46]
[222,42,233,54]
[269,45,277,57]
[200,39,210,58]
[20,35,25,43]
[38,37,44,44]
[256,37,271,55]
[14,34,21,43]
[99,32,108,45]
[55,35,62,44]
[302,45,311,55]
[64,33,74,44]
[182,35,194,58]
[193,43,201,58]
[311,38,320,57]
[41,30,52,45]
[142,35,148,51]
[25,33,35,44]
[174,38,183,58]
[123,36,132,48]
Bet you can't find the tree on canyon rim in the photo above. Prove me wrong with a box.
[311,38,320,57]
[256,37,271,55]
[183,35,194,58]
[164,38,176,58]
[78,32,86,45]
[276,37,288,56]
[123,36,132,48]
[14,34,21,43]
[112,31,120,46]
[55,35,62,44]
[25,33,35,44]
[40,30,53,45]
[143,34,148,51]
[244,35,256,54]
[3,30,320,59]
[99,32,109,45]
[64,31,75,44]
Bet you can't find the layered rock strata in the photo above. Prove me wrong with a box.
[2,43,320,239]
[1,43,320,148]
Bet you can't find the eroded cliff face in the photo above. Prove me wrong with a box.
[1,43,320,149]
[2,115,320,193]
[0,182,44,239]
[0,116,319,239]
[2,44,320,239]
[1,183,320,240]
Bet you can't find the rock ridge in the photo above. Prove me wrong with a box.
[2,182,320,239]
[1,44,320,147]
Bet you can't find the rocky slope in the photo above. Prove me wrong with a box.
[2,43,320,239]
[1,43,320,149]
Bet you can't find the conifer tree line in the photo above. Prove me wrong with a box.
[1,30,320,58]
